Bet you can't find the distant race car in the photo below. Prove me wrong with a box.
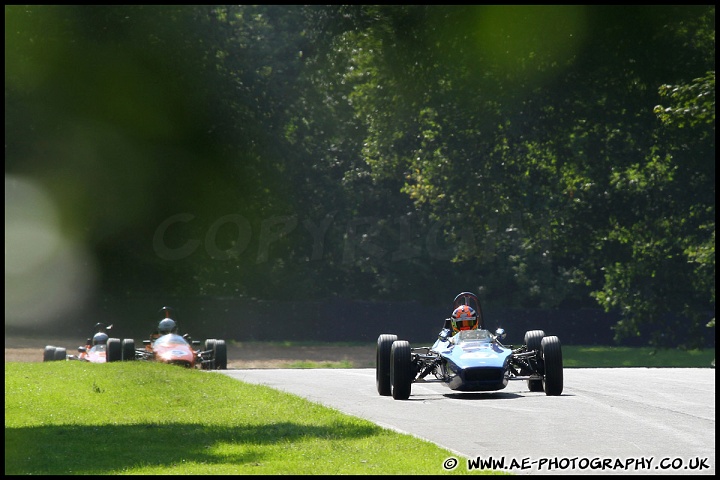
[376,292,563,400]
[122,307,227,369]
[43,323,129,363]
[128,332,228,370]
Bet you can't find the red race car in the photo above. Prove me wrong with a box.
[126,308,228,369]
[131,333,227,369]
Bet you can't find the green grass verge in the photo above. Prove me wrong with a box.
[261,343,715,369]
[5,362,503,475]
[5,345,714,473]
[561,345,715,368]
[285,359,355,369]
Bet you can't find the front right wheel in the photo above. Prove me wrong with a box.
[106,338,122,362]
[53,347,67,361]
[390,340,413,400]
[122,338,136,361]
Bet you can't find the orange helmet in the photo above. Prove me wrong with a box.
[451,305,478,333]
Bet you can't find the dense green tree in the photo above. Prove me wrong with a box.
[291,5,714,343]
[595,70,715,347]
[5,5,714,345]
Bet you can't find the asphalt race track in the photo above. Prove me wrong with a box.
[218,368,715,475]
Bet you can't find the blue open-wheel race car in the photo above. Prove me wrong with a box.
[376,292,563,400]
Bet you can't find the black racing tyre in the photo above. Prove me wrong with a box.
[524,330,545,351]
[107,338,122,363]
[390,340,413,400]
[122,339,136,361]
[376,334,397,396]
[213,339,227,370]
[43,346,56,362]
[204,339,217,369]
[541,336,563,396]
[524,330,545,392]
[527,379,544,392]
[53,346,67,361]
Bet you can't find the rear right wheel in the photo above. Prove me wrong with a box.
[43,346,56,362]
[524,330,545,392]
[203,339,217,369]
[376,334,397,396]
[213,339,227,370]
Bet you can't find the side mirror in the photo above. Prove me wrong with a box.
[495,328,506,340]
[438,331,449,342]
[78,346,86,353]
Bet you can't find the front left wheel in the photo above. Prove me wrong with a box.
[541,336,563,396]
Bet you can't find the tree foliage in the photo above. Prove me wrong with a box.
[5,5,714,346]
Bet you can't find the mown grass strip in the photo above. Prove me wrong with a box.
[561,345,715,368]
[5,361,503,475]
[257,343,715,368]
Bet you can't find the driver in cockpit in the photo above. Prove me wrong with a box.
[439,305,479,342]
[150,306,179,341]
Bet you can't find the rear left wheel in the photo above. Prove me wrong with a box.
[213,339,227,370]
[376,334,397,396]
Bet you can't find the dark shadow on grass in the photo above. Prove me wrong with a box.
[5,421,381,474]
